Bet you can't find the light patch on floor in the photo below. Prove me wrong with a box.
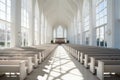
[37,46,84,80]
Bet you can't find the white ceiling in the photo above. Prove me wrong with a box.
[38,0,82,27]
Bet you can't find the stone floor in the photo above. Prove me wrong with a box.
[0,46,120,80]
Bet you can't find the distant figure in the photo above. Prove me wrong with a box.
[51,40,53,43]
[67,40,69,43]
[97,38,99,46]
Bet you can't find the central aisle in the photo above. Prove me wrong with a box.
[26,46,99,80]
[43,46,84,80]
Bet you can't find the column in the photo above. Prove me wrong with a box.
[89,0,96,46]
[80,18,83,45]
[28,0,35,46]
[11,0,21,47]
[107,0,120,48]
[46,25,52,43]
[63,28,64,38]
[44,19,47,43]
[38,12,41,45]
[79,0,83,45]
[52,27,54,41]
[41,13,44,44]
[42,15,45,44]
[56,27,57,38]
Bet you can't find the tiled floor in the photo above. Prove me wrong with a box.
[2,46,119,80]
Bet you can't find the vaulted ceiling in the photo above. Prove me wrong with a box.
[38,0,82,27]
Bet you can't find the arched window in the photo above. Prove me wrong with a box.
[0,0,11,48]
[96,0,107,47]
[57,25,64,38]
[53,26,67,43]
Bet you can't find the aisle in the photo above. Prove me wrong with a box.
[26,46,99,80]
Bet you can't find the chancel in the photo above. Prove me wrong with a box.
[0,0,120,80]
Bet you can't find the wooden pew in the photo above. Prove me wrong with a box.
[0,57,33,74]
[33,44,58,61]
[0,44,58,67]
[0,53,38,68]
[83,53,120,68]
[89,56,120,74]
[20,44,58,62]
[0,60,27,80]
[97,60,120,80]
[1,48,43,64]
[63,44,120,80]
[66,45,120,67]
[0,44,58,80]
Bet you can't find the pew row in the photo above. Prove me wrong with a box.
[62,44,120,80]
[0,44,58,80]
[0,53,38,68]
[97,60,120,80]
[0,60,27,80]
[0,57,33,74]
[89,55,120,74]
[83,53,120,68]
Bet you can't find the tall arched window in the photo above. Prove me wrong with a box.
[0,0,11,48]
[53,27,67,38]
[57,25,64,38]
[53,26,67,43]
[96,0,107,47]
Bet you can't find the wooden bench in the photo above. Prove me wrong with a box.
[65,45,120,67]
[89,56,120,73]
[0,44,58,80]
[0,57,33,74]
[0,53,38,68]
[97,60,120,80]
[0,60,27,80]
[1,49,43,64]
[20,44,58,62]
[83,53,120,68]
[63,44,120,80]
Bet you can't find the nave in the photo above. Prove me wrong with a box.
[1,45,120,80]
[25,46,99,80]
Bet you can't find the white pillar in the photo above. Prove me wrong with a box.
[67,27,70,42]
[28,0,35,46]
[89,0,96,46]
[46,25,52,43]
[63,28,64,38]
[56,27,57,38]
[80,5,84,45]
[75,16,79,44]
[38,12,41,45]
[41,13,44,44]
[42,16,45,44]
[11,0,21,47]
[51,28,53,40]
[107,0,120,48]
[80,18,84,45]
[44,19,47,43]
